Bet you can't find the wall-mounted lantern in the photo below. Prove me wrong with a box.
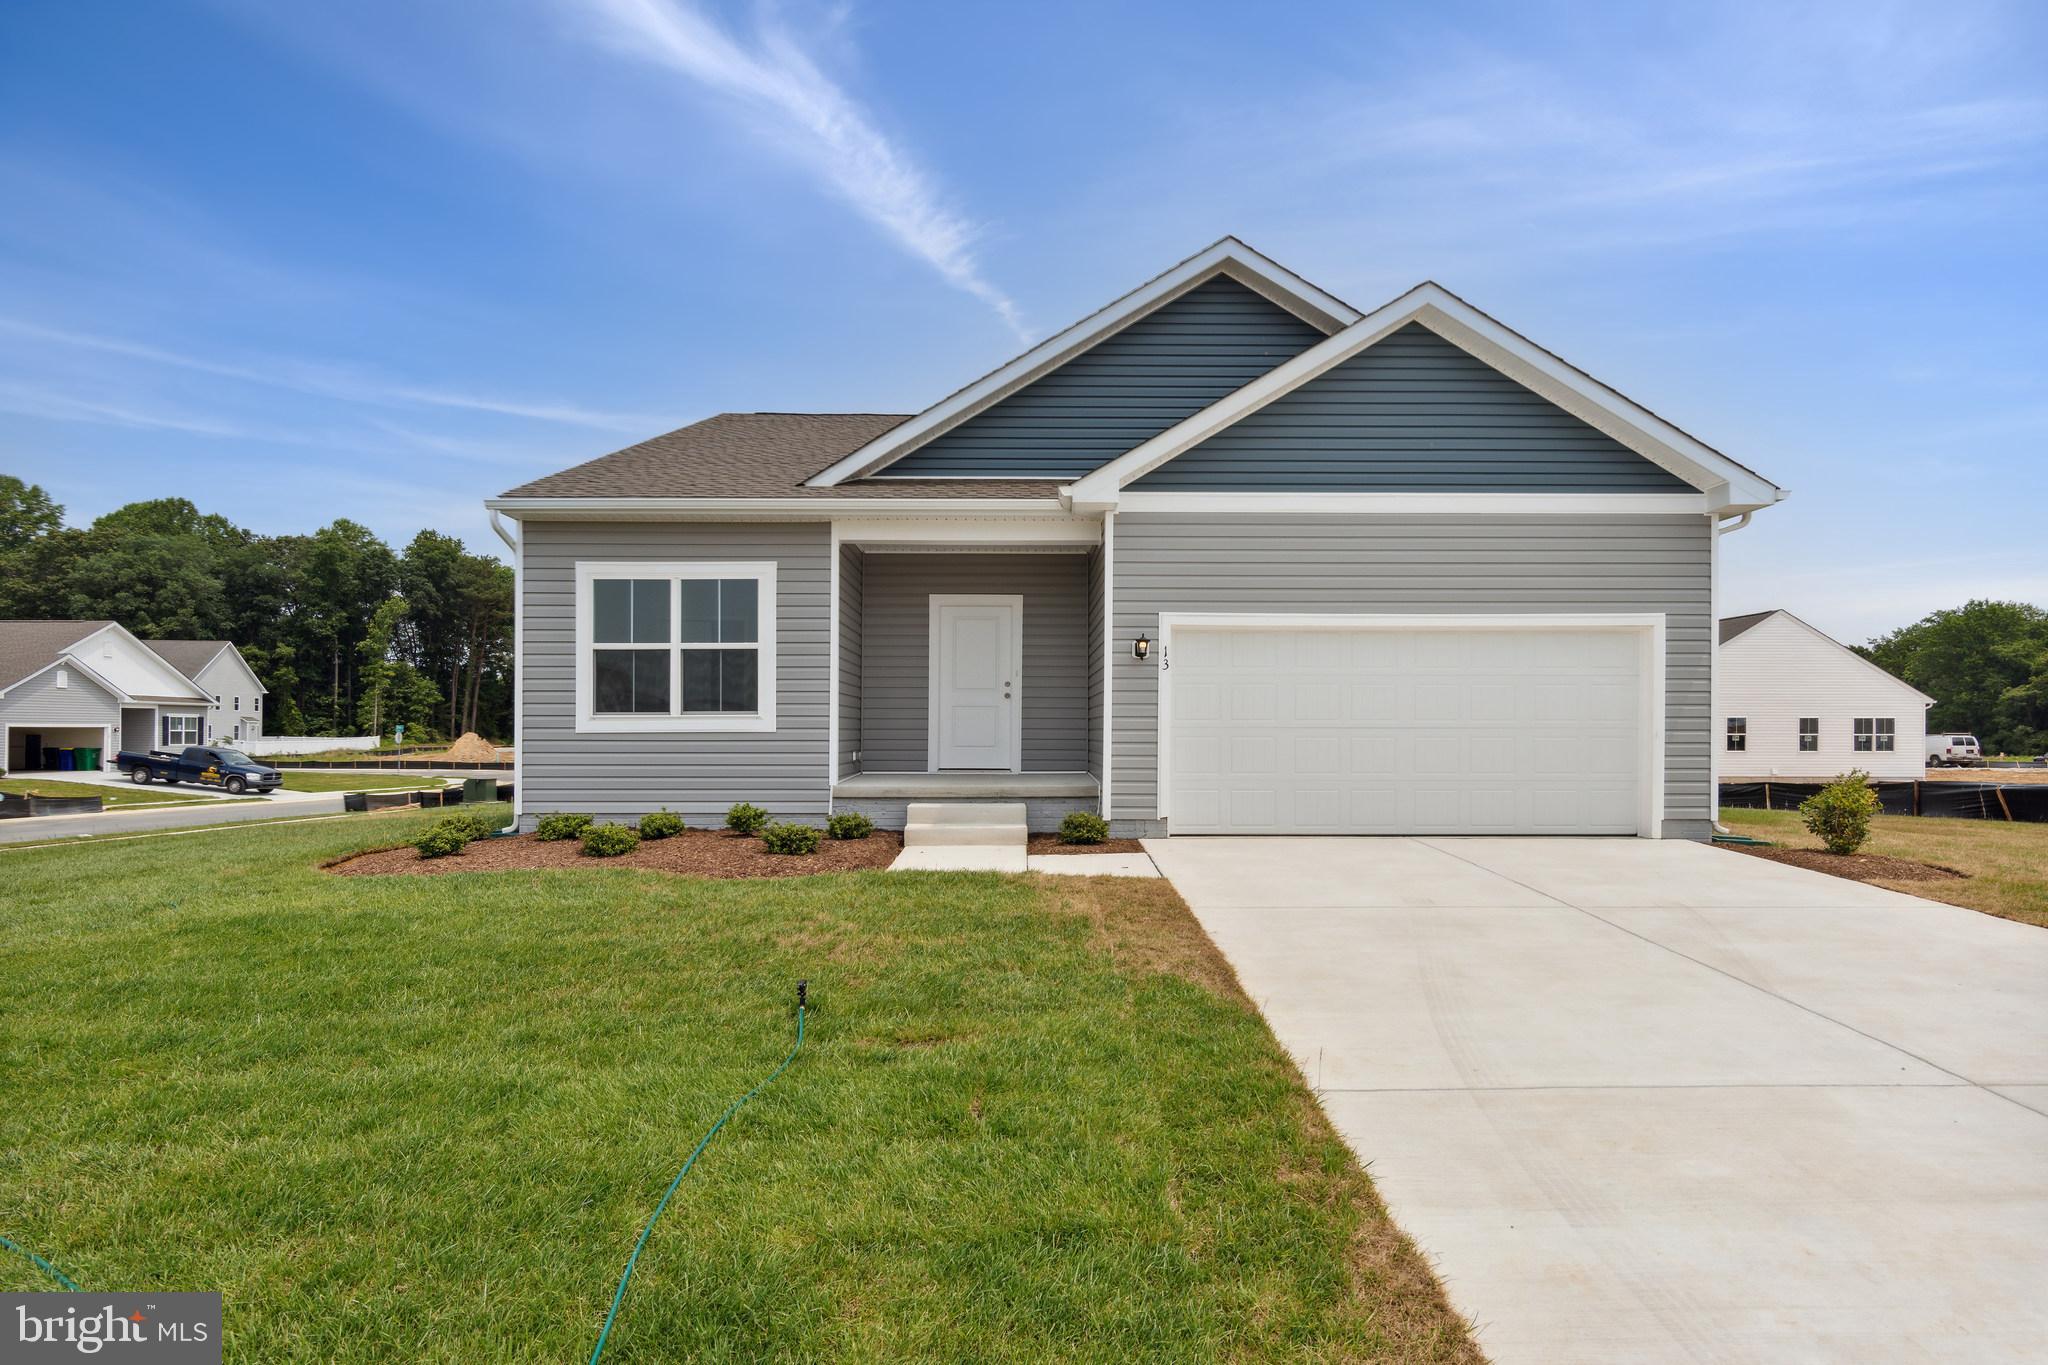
[1132,633,1151,661]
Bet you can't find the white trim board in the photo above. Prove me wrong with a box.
[806,237,1360,487]
[832,516,1101,548]
[1152,611,1668,839]
[487,497,1069,520]
[1064,283,1785,515]
[1114,492,1710,516]
[926,594,1025,774]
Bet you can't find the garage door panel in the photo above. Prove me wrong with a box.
[1168,626,1644,836]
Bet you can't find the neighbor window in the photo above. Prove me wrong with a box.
[166,714,201,746]
[1726,717,1746,752]
[1853,717,1896,752]
[578,561,776,732]
[1798,717,1819,752]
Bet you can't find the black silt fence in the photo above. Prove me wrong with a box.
[1720,780,2048,823]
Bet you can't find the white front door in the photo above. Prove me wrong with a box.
[931,596,1021,771]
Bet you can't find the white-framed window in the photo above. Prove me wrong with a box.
[166,714,202,746]
[574,561,777,733]
[1798,717,1819,752]
[1725,717,1746,752]
[1853,717,1895,752]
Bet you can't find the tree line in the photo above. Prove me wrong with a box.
[0,474,512,742]
[1858,600,2048,757]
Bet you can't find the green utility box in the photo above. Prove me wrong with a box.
[462,777,500,806]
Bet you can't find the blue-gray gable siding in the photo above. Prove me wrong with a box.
[874,277,1327,480]
[1130,323,1694,491]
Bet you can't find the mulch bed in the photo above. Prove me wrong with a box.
[1719,842,1966,884]
[1024,833,1148,856]
[328,827,904,879]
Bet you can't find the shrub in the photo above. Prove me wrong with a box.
[535,812,594,842]
[1058,811,1110,845]
[638,809,685,840]
[1799,771,1881,855]
[443,811,499,841]
[725,802,770,834]
[413,821,471,859]
[826,812,874,840]
[580,822,641,858]
[760,822,822,855]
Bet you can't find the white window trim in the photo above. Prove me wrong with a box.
[1153,612,1668,839]
[166,713,203,747]
[926,594,1025,774]
[1726,717,1747,752]
[1853,717,1896,753]
[574,560,777,734]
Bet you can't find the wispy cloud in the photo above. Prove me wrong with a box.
[0,316,656,431]
[564,0,1024,338]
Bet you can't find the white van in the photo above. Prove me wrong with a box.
[1926,733,1982,767]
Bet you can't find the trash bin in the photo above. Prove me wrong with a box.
[76,746,101,771]
[56,748,75,771]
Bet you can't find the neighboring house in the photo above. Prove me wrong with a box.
[0,621,216,772]
[487,238,1786,838]
[1717,609,1933,781]
[143,641,267,744]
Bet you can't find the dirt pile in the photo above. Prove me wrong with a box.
[442,732,500,764]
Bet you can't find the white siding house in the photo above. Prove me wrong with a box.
[1717,610,1933,781]
[146,642,266,743]
[0,621,215,771]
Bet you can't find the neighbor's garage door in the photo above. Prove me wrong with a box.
[1166,625,1644,835]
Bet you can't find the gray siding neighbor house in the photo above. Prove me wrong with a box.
[488,238,1784,839]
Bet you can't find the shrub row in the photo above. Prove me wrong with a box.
[510,803,1107,860]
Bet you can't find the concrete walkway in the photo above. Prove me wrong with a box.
[1145,835,2048,1364]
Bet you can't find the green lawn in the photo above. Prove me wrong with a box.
[1720,806,2048,929]
[276,772,447,794]
[0,807,1475,1362]
[0,776,223,809]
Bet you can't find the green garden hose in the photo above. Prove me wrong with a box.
[0,1233,82,1292]
[589,982,808,1365]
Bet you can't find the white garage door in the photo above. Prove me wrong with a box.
[1166,625,1646,835]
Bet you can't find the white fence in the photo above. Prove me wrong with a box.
[237,735,381,756]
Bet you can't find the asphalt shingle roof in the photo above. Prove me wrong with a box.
[497,413,1063,500]
[1718,610,1778,645]
[144,640,231,680]
[0,620,113,691]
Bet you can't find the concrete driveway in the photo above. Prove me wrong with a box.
[1145,836,2048,1364]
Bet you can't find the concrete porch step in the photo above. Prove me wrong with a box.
[904,801,1028,849]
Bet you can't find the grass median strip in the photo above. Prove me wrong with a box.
[0,807,1477,1362]
[1720,806,2048,929]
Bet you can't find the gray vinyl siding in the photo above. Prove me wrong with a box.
[520,520,829,825]
[0,665,121,732]
[858,553,1091,772]
[1109,514,1712,837]
[1086,547,1105,778]
[1131,323,1694,491]
[876,278,1326,480]
[838,543,863,780]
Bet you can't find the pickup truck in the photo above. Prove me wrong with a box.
[117,745,284,795]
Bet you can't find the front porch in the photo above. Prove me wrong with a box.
[832,524,1106,832]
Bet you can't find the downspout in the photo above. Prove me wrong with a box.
[489,509,522,836]
[1710,509,1756,834]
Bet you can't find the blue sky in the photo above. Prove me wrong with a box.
[1,0,2043,643]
